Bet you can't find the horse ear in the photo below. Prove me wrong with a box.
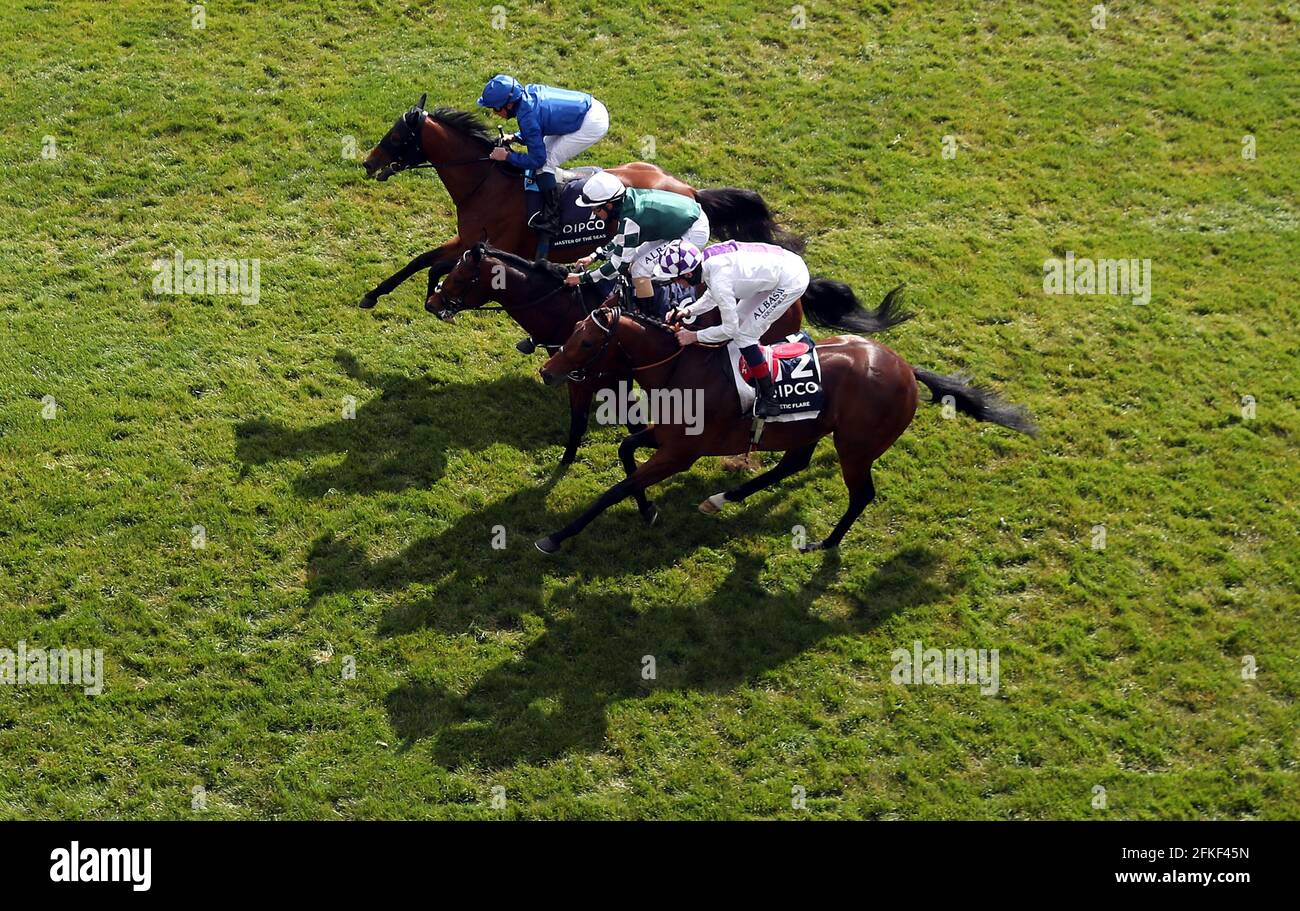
[470,244,483,261]
[414,92,427,112]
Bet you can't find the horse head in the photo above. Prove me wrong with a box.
[426,242,493,320]
[362,92,428,181]
[539,307,625,386]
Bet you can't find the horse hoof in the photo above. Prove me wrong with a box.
[698,493,726,515]
[800,540,833,553]
[641,504,658,526]
[358,294,378,310]
[559,451,576,466]
[535,536,561,555]
[516,337,537,354]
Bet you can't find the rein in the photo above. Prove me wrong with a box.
[440,265,582,317]
[476,280,581,314]
[564,308,722,383]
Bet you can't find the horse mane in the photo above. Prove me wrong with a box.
[479,244,571,283]
[428,107,495,147]
[623,309,675,334]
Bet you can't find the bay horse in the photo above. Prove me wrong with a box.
[534,308,1037,553]
[358,94,805,311]
[427,243,911,465]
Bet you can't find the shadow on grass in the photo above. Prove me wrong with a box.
[382,543,950,769]
[233,350,571,496]
[289,363,957,767]
[306,460,952,767]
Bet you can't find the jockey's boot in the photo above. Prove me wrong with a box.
[753,374,781,418]
[529,173,561,260]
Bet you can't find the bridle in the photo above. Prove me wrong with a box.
[559,306,723,383]
[372,111,496,182]
[436,252,590,344]
[565,306,624,383]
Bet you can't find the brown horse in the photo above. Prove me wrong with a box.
[427,243,911,464]
[535,308,1037,553]
[359,94,804,311]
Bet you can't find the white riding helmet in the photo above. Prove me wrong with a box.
[650,240,704,281]
[576,171,627,208]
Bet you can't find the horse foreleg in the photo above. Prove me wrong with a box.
[359,239,461,309]
[561,383,595,465]
[700,443,816,515]
[536,448,695,554]
[619,427,661,525]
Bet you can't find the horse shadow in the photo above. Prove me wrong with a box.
[305,456,841,633]
[233,351,571,496]
[307,462,955,768]
[383,542,953,769]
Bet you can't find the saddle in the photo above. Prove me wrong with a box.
[523,168,615,253]
[737,339,814,384]
[725,331,826,424]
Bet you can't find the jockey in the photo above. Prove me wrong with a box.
[477,74,609,254]
[563,171,710,316]
[658,240,811,418]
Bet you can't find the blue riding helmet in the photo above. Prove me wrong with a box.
[477,74,524,109]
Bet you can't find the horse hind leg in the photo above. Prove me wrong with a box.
[803,451,876,552]
[700,443,816,514]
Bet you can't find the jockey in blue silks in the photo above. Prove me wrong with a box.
[477,75,610,258]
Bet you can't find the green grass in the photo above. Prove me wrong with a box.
[0,0,1296,819]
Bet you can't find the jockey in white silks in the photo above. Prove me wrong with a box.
[657,240,811,418]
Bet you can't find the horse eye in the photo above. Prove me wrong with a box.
[580,340,593,348]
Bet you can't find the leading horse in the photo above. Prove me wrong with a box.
[359,94,805,312]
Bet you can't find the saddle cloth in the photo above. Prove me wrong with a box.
[725,331,826,423]
[524,168,615,252]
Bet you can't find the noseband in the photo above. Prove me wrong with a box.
[565,307,622,382]
[436,251,483,314]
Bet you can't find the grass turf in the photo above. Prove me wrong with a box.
[0,0,1296,818]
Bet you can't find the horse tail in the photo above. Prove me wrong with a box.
[695,188,806,254]
[802,280,912,336]
[913,369,1039,436]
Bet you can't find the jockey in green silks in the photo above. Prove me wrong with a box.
[563,171,710,316]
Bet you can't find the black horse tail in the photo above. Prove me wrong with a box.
[913,369,1039,436]
[696,188,806,253]
[802,280,913,335]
